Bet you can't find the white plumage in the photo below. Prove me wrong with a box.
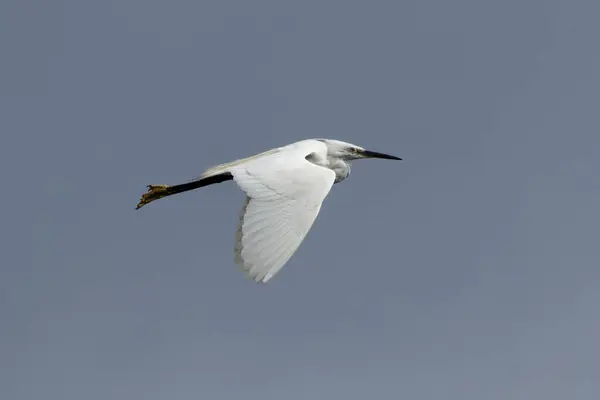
[228,140,335,282]
[136,139,401,283]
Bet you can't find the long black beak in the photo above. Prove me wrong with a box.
[361,149,402,160]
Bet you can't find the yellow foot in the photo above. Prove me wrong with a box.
[136,184,170,210]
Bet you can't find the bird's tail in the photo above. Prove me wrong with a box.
[135,172,234,210]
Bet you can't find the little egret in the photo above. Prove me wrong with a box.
[136,139,402,283]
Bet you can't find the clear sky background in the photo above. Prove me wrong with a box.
[2,1,599,399]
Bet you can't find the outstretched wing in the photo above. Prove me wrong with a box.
[228,142,336,283]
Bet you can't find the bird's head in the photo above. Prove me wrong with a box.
[318,139,402,161]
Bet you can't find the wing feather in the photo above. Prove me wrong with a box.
[228,141,335,283]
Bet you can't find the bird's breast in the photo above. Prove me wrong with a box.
[329,160,351,183]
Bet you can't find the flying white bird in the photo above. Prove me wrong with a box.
[136,139,402,283]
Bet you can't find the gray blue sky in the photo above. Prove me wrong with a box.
[2,0,599,399]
